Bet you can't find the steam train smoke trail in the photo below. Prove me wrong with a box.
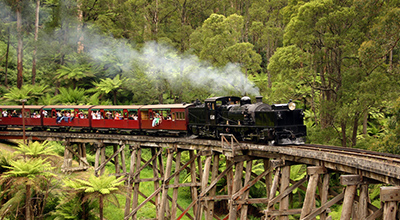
[88,37,260,96]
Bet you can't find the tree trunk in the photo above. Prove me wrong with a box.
[17,1,23,89]
[351,112,360,147]
[77,1,84,53]
[99,195,104,220]
[32,0,40,85]
[5,26,10,88]
[113,91,117,105]
[341,121,347,148]
[363,110,368,136]
[26,184,32,220]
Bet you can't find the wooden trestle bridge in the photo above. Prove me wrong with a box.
[1,131,400,220]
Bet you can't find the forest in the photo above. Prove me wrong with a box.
[0,0,400,219]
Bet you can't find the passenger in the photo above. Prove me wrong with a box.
[77,111,84,119]
[152,113,161,127]
[133,114,138,120]
[42,110,48,118]
[92,111,99,120]
[2,110,8,117]
[56,111,62,122]
[128,114,134,120]
[12,110,18,117]
[106,111,112,119]
[114,112,121,120]
[70,112,75,122]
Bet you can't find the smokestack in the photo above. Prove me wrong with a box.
[256,96,263,103]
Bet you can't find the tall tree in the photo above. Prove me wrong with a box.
[16,0,24,89]
[31,0,40,85]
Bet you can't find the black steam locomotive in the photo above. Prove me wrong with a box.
[188,96,306,145]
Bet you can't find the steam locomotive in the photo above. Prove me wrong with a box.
[0,96,306,145]
[188,96,306,145]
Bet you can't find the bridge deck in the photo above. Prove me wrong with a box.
[1,130,399,185]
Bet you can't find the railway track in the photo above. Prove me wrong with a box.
[293,144,400,163]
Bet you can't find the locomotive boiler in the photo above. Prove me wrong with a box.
[188,96,306,145]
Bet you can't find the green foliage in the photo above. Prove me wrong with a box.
[2,84,49,104]
[15,140,57,158]
[55,87,87,104]
[2,158,55,180]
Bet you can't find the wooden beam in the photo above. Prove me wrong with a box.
[268,176,307,207]
[95,144,125,174]
[301,192,345,220]
[124,145,137,218]
[131,148,142,220]
[124,187,162,220]
[300,166,324,219]
[240,160,252,219]
[340,185,357,220]
[207,153,220,220]
[189,150,199,218]
[280,165,290,220]
[177,163,234,220]
[159,149,173,219]
[380,186,400,202]
[170,150,181,220]
[228,160,243,220]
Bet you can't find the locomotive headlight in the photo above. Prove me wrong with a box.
[288,101,296,111]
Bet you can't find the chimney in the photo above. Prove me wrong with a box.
[256,96,263,103]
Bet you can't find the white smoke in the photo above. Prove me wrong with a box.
[87,35,259,96]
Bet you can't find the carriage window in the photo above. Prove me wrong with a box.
[141,111,149,120]
[128,111,138,120]
[175,112,185,120]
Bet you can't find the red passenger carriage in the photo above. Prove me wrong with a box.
[0,105,43,130]
[89,105,141,133]
[139,104,193,135]
[42,105,92,131]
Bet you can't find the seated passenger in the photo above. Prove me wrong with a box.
[12,110,18,117]
[114,112,121,120]
[2,110,8,117]
[152,113,162,127]
[106,111,112,119]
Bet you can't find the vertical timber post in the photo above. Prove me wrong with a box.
[62,140,72,170]
[380,186,400,220]
[170,149,181,219]
[300,166,326,219]
[340,175,359,220]
[206,152,220,220]
[240,159,253,219]
[264,159,272,199]
[319,172,330,220]
[198,151,212,219]
[189,150,199,217]
[358,184,369,219]
[100,144,106,176]
[114,145,120,174]
[229,159,244,220]
[131,147,142,220]
[279,163,290,220]
[124,144,138,218]
[159,147,174,219]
